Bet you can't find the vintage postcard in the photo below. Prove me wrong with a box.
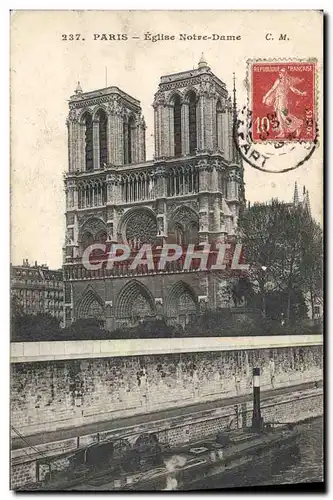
[10,10,323,491]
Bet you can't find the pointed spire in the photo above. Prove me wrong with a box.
[75,81,83,94]
[304,189,311,215]
[293,181,299,205]
[233,73,237,115]
[198,53,208,69]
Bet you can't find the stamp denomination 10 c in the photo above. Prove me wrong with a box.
[251,61,316,143]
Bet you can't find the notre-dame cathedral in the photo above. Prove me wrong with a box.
[63,55,245,330]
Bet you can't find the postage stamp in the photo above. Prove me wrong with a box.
[251,61,316,143]
[234,58,318,173]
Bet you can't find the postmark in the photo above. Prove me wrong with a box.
[234,58,319,173]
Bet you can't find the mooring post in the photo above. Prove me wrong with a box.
[251,367,262,432]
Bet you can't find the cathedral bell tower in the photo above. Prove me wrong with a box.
[67,83,146,172]
[151,55,243,244]
[153,54,235,161]
[64,83,147,264]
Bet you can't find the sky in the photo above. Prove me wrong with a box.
[10,10,323,269]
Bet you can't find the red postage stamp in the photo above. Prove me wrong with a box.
[251,61,316,143]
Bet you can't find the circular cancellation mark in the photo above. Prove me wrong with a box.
[233,106,318,174]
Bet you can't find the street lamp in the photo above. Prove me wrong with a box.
[261,266,267,318]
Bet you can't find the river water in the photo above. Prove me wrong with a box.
[184,417,324,490]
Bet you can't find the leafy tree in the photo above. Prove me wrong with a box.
[11,294,24,319]
[239,201,323,325]
[11,311,61,342]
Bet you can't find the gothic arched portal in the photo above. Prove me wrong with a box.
[115,280,156,327]
[166,281,198,328]
[77,287,105,323]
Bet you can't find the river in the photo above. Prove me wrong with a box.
[183,417,324,490]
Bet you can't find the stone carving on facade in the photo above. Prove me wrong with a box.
[137,112,146,128]
[80,216,107,238]
[187,200,199,212]
[152,92,166,108]
[67,213,75,226]
[169,205,199,228]
[153,165,167,178]
[77,210,105,223]
[160,76,201,92]
[106,223,114,241]
[67,108,80,122]
[197,158,214,172]
[228,169,241,182]
[216,279,233,308]
[212,158,225,171]
[106,97,125,116]
[199,296,208,313]
[125,210,158,245]
[157,215,165,235]
[107,173,121,185]
[65,228,74,245]
[198,76,217,99]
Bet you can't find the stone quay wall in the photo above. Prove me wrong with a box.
[11,386,323,489]
[11,336,323,437]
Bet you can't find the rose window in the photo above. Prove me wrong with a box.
[125,211,158,245]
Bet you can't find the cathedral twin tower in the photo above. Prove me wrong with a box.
[63,55,245,330]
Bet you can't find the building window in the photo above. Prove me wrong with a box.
[188,91,197,154]
[216,100,223,150]
[98,109,108,166]
[84,113,93,171]
[128,117,133,164]
[123,117,134,165]
[173,94,182,157]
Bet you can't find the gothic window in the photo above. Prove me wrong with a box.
[81,231,94,250]
[174,224,184,245]
[167,166,199,197]
[187,222,199,245]
[216,100,223,151]
[188,91,197,154]
[98,109,108,166]
[123,116,134,165]
[125,210,158,246]
[168,206,199,245]
[78,181,107,208]
[95,231,107,244]
[84,113,93,171]
[173,94,182,157]
[128,116,134,164]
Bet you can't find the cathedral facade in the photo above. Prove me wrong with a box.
[63,56,245,330]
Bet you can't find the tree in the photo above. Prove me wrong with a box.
[238,200,287,316]
[239,201,323,325]
[11,294,24,321]
[11,311,61,342]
